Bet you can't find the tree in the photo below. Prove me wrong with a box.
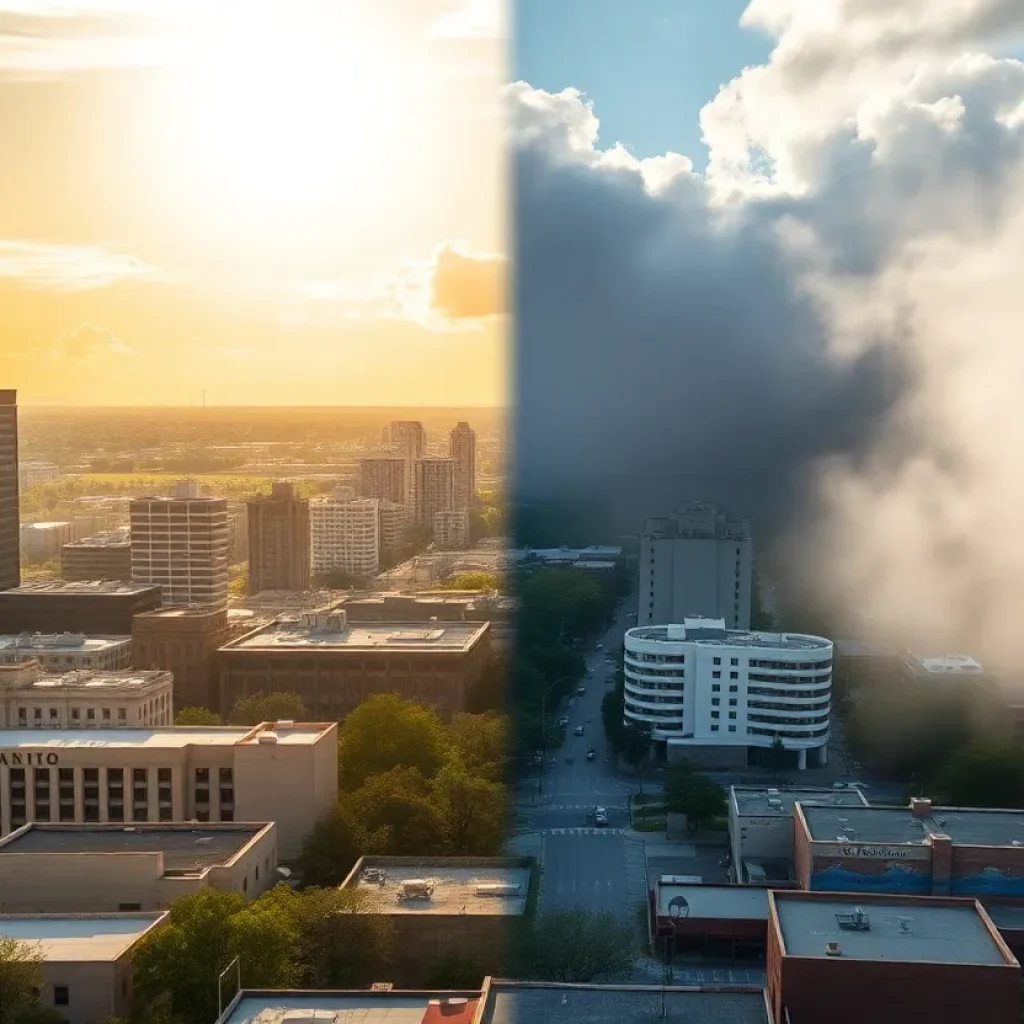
[228,692,307,726]
[511,908,637,982]
[601,689,625,751]
[618,724,651,791]
[931,741,1024,808]
[448,711,510,782]
[175,707,222,726]
[0,937,51,1024]
[766,734,787,779]
[664,768,727,830]
[423,952,486,989]
[431,763,506,855]
[344,768,451,855]
[437,571,499,592]
[337,694,450,790]
[297,805,370,887]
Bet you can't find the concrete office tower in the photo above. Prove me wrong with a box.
[130,481,230,608]
[638,501,753,630]
[0,390,19,591]
[383,420,426,459]
[310,496,380,578]
[378,500,411,557]
[434,509,470,550]
[413,458,455,529]
[357,456,408,504]
[246,482,310,595]
[449,421,477,511]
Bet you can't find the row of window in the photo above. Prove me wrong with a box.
[748,672,832,685]
[749,659,832,671]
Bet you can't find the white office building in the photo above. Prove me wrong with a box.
[310,497,380,578]
[623,618,833,770]
[638,502,753,630]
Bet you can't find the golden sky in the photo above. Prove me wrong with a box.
[0,0,506,406]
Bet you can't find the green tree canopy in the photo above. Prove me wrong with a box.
[297,805,370,888]
[931,741,1024,808]
[511,908,637,982]
[664,767,727,829]
[228,692,308,726]
[437,571,499,592]
[0,936,56,1024]
[174,707,222,726]
[344,768,450,855]
[431,763,506,856]
[448,711,509,782]
[337,694,450,790]
[618,724,651,771]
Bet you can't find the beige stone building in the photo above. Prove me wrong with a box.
[357,456,408,505]
[0,633,132,672]
[0,822,278,912]
[0,661,172,730]
[0,912,165,1024]
[0,721,338,858]
[310,496,381,578]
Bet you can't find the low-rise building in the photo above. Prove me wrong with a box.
[0,660,172,729]
[901,652,989,688]
[0,581,163,635]
[766,890,1020,1023]
[218,988,486,1024]
[61,532,132,583]
[794,798,1024,900]
[21,522,75,561]
[0,822,277,912]
[0,720,337,858]
[341,856,532,986]
[652,880,769,962]
[729,786,868,885]
[217,611,492,721]
[0,633,132,671]
[0,912,166,1024]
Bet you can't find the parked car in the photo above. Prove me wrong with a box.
[574,725,585,736]
[577,685,586,696]
[559,716,570,727]
[586,747,596,761]
[596,643,605,650]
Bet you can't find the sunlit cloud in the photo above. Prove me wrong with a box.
[0,241,165,290]
[51,322,132,360]
[431,0,503,40]
[431,243,505,319]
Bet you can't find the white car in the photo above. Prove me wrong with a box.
[574,725,585,736]
[595,806,608,826]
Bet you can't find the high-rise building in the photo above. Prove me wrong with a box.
[378,500,411,558]
[449,421,477,511]
[310,496,380,578]
[130,481,230,608]
[413,458,455,529]
[0,390,19,591]
[383,420,426,459]
[61,531,132,582]
[638,501,753,630]
[246,482,310,595]
[433,510,470,550]
[357,456,408,505]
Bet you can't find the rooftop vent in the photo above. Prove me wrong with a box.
[276,719,295,729]
[910,797,933,818]
[257,732,278,745]
[825,942,842,957]
[836,907,871,931]
[370,982,394,992]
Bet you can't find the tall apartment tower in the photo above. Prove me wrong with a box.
[310,496,380,578]
[246,481,310,595]
[413,458,455,529]
[638,501,754,630]
[357,456,408,505]
[383,420,426,459]
[0,391,19,591]
[449,421,477,512]
[130,480,230,608]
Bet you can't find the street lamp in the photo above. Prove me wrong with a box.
[661,897,690,1018]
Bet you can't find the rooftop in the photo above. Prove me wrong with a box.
[0,633,131,655]
[0,666,170,693]
[221,992,482,1024]
[771,892,1012,965]
[800,803,1024,847]
[22,521,71,531]
[0,913,165,962]
[224,616,488,653]
[628,621,831,652]
[508,545,623,563]
[0,580,160,597]
[732,786,868,817]
[0,823,269,874]
[484,983,769,1024]
[903,653,985,676]
[343,857,531,916]
[63,531,130,549]
[0,722,331,750]
[656,883,768,921]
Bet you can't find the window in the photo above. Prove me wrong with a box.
[102,708,111,721]
[119,903,141,912]
[729,699,737,706]
[71,708,79,720]
[118,708,127,721]
[729,685,738,693]
[711,711,720,719]
[731,658,738,666]
[713,657,721,666]
[730,671,738,679]
[710,724,719,732]
[711,684,720,692]
[54,986,69,1007]
[728,711,737,720]
[86,709,95,720]
[33,708,41,721]
[728,725,737,732]
[48,708,58,720]
[711,698,720,706]
[255,865,260,881]
[712,671,721,679]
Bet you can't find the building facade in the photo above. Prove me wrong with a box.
[357,456,408,505]
[0,721,338,857]
[378,500,411,558]
[310,496,380,578]
[130,481,230,608]
[638,502,753,630]
[384,420,427,460]
[246,482,310,595]
[623,619,832,769]
[0,634,132,672]
[433,510,470,550]
[17,460,60,490]
[21,522,75,561]
[61,532,132,583]
[449,422,477,512]
[0,581,162,635]
[0,660,172,730]
[413,458,455,529]
[217,611,492,721]
[0,390,19,591]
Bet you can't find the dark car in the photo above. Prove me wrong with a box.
[586,748,596,761]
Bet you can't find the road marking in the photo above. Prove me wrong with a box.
[540,828,625,836]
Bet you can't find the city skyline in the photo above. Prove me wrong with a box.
[0,0,507,407]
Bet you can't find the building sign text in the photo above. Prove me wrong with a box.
[0,752,60,767]
[817,843,928,861]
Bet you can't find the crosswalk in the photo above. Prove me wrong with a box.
[535,804,628,812]
[540,827,625,836]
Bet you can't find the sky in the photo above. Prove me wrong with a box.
[0,0,506,406]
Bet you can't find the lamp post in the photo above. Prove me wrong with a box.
[661,897,689,1018]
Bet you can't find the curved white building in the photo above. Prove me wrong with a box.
[623,617,832,770]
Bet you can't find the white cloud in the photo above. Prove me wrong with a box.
[0,240,165,290]
[52,322,132,359]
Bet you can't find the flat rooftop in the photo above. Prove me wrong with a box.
[485,984,769,1024]
[656,883,768,921]
[801,804,1024,847]
[64,534,129,549]
[904,653,985,676]
[0,669,169,695]
[0,581,159,597]
[0,913,165,962]
[0,722,330,750]
[223,992,482,1024]
[627,624,830,652]
[733,787,868,817]
[0,824,268,873]
[224,618,488,653]
[772,894,1011,965]
[345,859,530,916]
[0,634,131,654]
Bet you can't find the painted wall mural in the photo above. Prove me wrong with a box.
[951,868,1024,898]
[810,862,931,894]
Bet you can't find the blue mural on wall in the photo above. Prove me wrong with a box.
[951,868,1024,899]
[811,863,930,895]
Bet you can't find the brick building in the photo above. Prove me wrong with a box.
[246,482,310,595]
[0,581,162,635]
[61,532,132,583]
